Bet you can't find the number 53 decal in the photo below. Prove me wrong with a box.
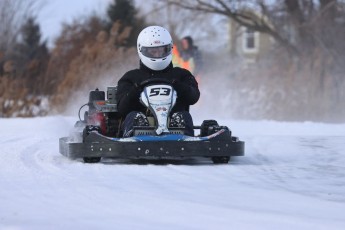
[149,87,171,97]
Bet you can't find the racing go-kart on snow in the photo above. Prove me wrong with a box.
[59,79,244,164]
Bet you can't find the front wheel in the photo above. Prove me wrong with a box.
[83,157,101,163]
[212,156,230,164]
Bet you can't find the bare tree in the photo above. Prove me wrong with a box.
[166,0,345,57]
[164,0,345,122]
[0,0,41,56]
[165,0,299,54]
[138,0,222,48]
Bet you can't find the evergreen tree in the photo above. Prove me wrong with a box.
[107,0,137,26]
[106,0,146,47]
[19,17,47,60]
[16,16,49,94]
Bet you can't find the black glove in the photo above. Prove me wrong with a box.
[127,83,142,98]
[172,80,188,95]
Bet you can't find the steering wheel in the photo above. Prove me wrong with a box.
[139,78,172,88]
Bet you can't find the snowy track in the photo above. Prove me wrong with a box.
[1,117,345,229]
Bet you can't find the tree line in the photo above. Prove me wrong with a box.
[0,0,144,117]
[1,0,345,121]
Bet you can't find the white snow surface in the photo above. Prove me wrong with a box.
[0,116,345,230]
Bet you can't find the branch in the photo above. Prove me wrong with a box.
[168,0,299,55]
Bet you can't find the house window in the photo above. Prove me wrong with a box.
[243,27,258,52]
[246,28,255,48]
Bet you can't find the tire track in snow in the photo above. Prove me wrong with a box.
[242,136,345,202]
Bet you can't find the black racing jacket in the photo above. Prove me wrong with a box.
[116,62,200,118]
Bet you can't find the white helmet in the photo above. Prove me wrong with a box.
[137,26,173,71]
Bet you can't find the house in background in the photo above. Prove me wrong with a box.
[227,11,274,66]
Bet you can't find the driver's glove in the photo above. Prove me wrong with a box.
[127,83,142,98]
[172,80,188,96]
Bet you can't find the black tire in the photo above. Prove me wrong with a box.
[212,156,230,164]
[200,120,219,137]
[82,126,101,163]
[82,125,101,141]
[231,136,239,142]
[201,121,232,164]
[83,157,101,163]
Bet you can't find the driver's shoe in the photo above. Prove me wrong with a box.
[133,112,149,127]
[169,112,186,128]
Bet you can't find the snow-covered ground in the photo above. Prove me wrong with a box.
[1,116,345,230]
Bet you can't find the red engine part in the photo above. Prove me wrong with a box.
[89,112,107,135]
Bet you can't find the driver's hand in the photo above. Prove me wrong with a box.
[171,80,187,95]
[127,83,142,98]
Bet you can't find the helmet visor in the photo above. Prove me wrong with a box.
[140,44,172,59]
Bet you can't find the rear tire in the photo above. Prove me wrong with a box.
[200,120,219,137]
[212,156,230,164]
[82,126,101,163]
[202,121,231,164]
[83,157,101,163]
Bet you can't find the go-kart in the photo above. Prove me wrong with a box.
[59,79,244,164]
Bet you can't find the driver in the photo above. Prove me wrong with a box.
[116,26,200,137]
